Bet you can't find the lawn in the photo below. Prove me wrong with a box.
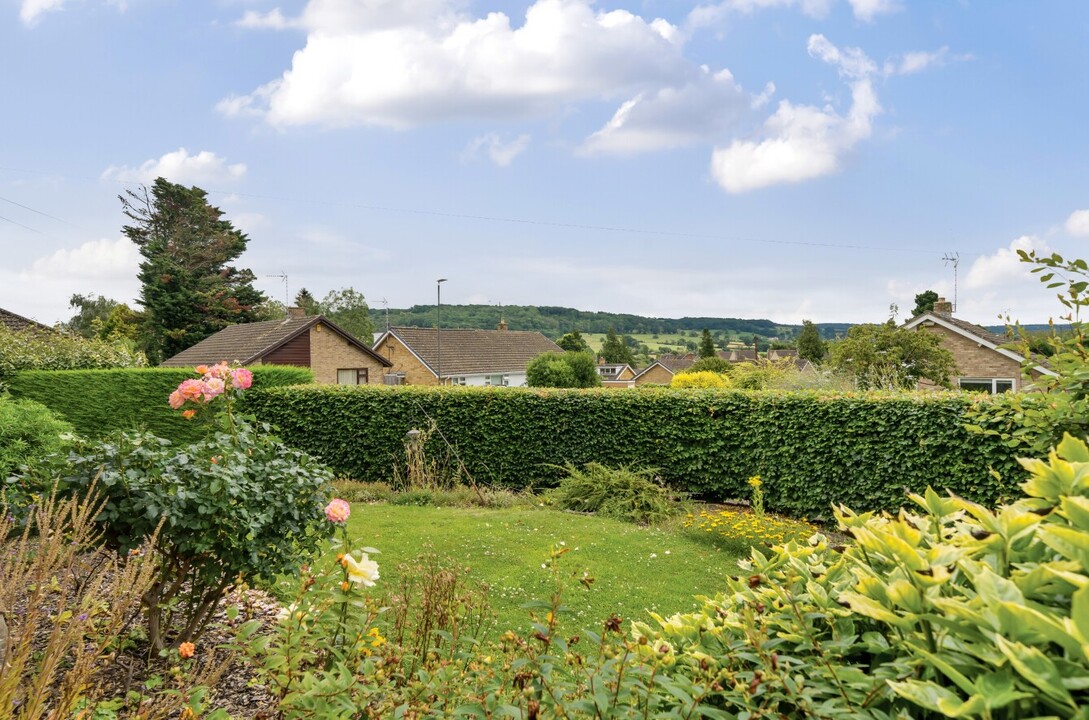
[345,504,743,635]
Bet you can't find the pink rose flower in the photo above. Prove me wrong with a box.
[178,379,206,402]
[194,365,209,376]
[207,362,231,380]
[203,377,226,399]
[324,498,351,524]
[230,368,253,390]
[168,390,185,410]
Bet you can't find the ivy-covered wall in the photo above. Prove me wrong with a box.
[243,385,1024,518]
[7,366,313,444]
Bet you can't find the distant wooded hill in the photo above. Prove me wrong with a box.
[369,304,854,341]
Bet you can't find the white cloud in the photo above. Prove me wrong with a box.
[686,0,833,29]
[710,34,881,193]
[221,0,690,129]
[1066,209,1089,237]
[230,212,268,234]
[965,236,1050,290]
[235,8,298,30]
[20,0,68,24]
[26,237,140,281]
[101,148,247,186]
[847,0,899,22]
[463,133,531,167]
[896,47,948,75]
[580,68,751,155]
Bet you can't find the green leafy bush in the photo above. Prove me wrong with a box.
[15,364,332,650]
[0,325,147,380]
[6,365,312,443]
[244,385,1024,519]
[526,351,602,388]
[0,395,72,479]
[550,462,679,524]
[635,434,1089,717]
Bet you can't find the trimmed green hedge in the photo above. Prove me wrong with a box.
[7,366,313,443]
[243,385,1025,518]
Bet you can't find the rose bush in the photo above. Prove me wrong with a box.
[17,362,336,649]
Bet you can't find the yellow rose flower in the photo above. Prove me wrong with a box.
[344,552,380,587]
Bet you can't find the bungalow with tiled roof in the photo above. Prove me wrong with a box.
[160,310,391,385]
[633,353,697,385]
[903,297,1056,393]
[372,324,561,386]
[0,307,53,333]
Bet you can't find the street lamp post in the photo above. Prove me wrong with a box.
[436,278,447,385]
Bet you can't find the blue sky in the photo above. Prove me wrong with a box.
[2,0,1088,327]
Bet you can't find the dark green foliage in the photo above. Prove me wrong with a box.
[600,327,635,365]
[550,462,679,524]
[6,366,312,443]
[698,329,716,358]
[122,178,266,362]
[0,396,73,479]
[683,356,732,374]
[526,350,601,388]
[556,330,590,353]
[243,385,1024,519]
[64,293,141,342]
[17,418,333,648]
[797,319,827,363]
[912,289,939,316]
[294,288,320,315]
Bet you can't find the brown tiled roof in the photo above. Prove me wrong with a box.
[383,326,561,377]
[0,307,53,333]
[160,315,390,368]
[655,354,696,372]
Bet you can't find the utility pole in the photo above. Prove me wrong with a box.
[942,253,960,312]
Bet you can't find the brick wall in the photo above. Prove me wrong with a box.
[308,323,387,385]
[373,334,439,386]
[634,364,674,386]
[916,324,1023,390]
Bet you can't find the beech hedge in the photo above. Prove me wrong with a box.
[7,366,313,443]
[243,385,1025,518]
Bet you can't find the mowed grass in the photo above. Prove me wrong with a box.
[346,504,743,635]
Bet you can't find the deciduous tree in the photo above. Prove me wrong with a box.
[557,330,590,353]
[319,288,375,344]
[829,320,957,390]
[600,327,635,365]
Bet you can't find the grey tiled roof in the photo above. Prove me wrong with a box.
[0,307,52,333]
[385,326,561,376]
[161,315,390,367]
[655,354,696,372]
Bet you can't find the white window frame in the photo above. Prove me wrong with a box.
[958,377,1015,394]
[484,374,510,387]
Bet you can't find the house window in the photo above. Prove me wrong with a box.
[337,368,369,385]
[449,376,467,386]
[959,378,1014,394]
[484,374,509,387]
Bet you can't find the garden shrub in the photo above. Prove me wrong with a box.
[244,384,1024,519]
[550,462,680,524]
[0,325,147,385]
[671,370,731,388]
[634,433,1089,718]
[15,363,333,650]
[0,395,72,480]
[6,365,312,443]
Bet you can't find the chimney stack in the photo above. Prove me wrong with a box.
[933,298,953,317]
[287,306,306,318]
[497,319,508,331]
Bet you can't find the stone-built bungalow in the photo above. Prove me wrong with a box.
[372,324,561,386]
[903,298,1056,392]
[596,362,636,388]
[160,310,391,384]
[633,353,697,385]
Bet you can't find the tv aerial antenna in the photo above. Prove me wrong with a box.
[942,253,960,311]
[380,298,390,331]
[266,272,289,306]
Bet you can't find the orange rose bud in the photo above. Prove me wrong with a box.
[341,581,350,591]
[178,642,195,659]
[181,409,196,420]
